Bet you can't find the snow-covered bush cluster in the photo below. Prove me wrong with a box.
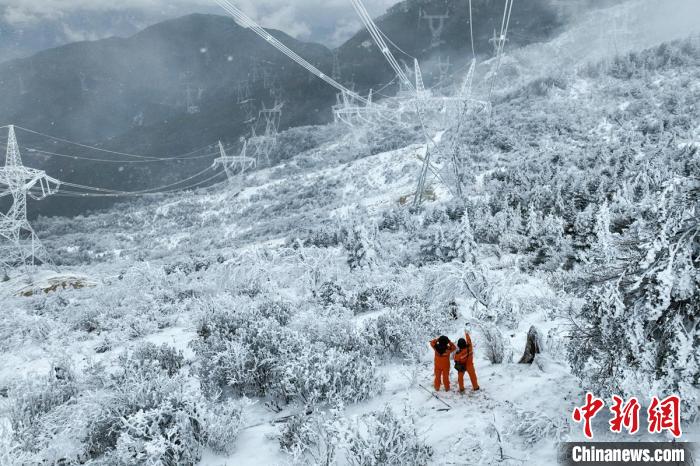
[192,294,382,406]
[3,344,246,464]
[279,406,432,466]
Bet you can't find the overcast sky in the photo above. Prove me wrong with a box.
[1,0,400,45]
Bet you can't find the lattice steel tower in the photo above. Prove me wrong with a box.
[212,140,256,183]
[0,125,60,271]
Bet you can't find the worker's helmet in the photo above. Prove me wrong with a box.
[457,338,467,349]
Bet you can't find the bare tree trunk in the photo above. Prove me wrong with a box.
[518,325,542,364]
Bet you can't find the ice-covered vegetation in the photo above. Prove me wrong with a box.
[1,33,698,466]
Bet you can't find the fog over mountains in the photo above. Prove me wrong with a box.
[0,0,564,218]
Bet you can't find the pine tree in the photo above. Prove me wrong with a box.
[453,210,477,264]
[570,178,699,419]
[345,225,378,269]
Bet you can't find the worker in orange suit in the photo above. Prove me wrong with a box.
[454,331,480,392]
[430,335,456,391]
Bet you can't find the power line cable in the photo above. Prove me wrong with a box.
[468,0,476,59]
[59,165,217,196]
[13,126,214,162]
[23,147,220,164]
[349,0,414,91]
[42,169,227,198]
[215,0,372,106]
[488,0,515,102]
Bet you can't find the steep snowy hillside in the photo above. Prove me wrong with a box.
[472,0,700,98]
[1,34,699,466]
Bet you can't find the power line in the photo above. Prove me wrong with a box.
[350,0,414,91]
[13,126,214,162]
[215,0,371,106]
[377,28,416,61]
[23,147,220,164]
[57,165,219,197]
[39,169,227,198]
[488,0,515,102]
[469,0,476,59]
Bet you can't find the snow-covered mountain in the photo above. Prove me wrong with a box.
[0,0,563,219]
[0,0,699,464]
[0,7,157,63]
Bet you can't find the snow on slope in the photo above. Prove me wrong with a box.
[0,130,589,465]
[476,0,700,97]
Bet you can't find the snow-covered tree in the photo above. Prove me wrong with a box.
[570,178,699,419]
[345,224,379,269]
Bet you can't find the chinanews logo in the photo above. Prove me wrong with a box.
[572,393,682,439]
[559,393,695,466]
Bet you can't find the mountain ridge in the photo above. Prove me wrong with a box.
[0,1,563,218]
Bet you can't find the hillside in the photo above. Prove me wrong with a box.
[1,30,698,465]
[0,0,565,218]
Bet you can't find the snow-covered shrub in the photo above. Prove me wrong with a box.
[60,342,243,464]
[425,261,493,315]
[418,225,453,263]
[279,409,344,466]
[419,210,476,264]
[0,418,35,466]
[81,344,200,460]
[258,298,294,326]
[316,280,347,307]
[522,211,570,271]
[163,256,211,276]
[362,297,449,362]
[478,324,512,364]
[378,206,414,232]
[343,406,433,466]
[112,394,203,466]
[290,306,365,355]
[200,398,247,454]
[348,285,395,315]
[508,409,570,445]
[8,364,78,449]
[71,307,102,333]
[0,309,55,351]
[193,296,376,405]
[130,343,185,377]
[344,224,379,269]
[300,223,346,248]
[474,295,523,330]
[272,344,381,405]
[194,312,303,399]
[569,179,699,419]
[543,327,569,362]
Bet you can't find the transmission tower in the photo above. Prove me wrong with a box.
[437,56,451,86]
[212,140,256,183]
[249,102,283,167]
[333,89,376,127]
[332,50,342,82]
[19,76,28,95]
[79,72,89,92]
[0,125,60,272]
[489,28,508,56]
[236,80,251,104]
[420,10,449,48]
[186,84,200,114]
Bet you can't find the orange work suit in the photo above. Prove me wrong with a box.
[454,332,479,391]
[430,338,456,391]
